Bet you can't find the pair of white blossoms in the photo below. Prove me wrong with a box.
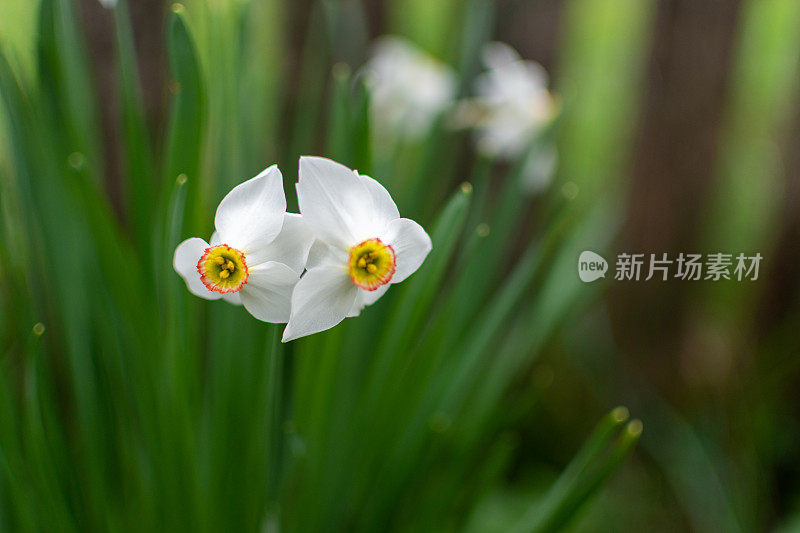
[173,156,432,342]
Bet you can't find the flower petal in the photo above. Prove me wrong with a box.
[358,172,400,224]
[306,239,348,270]
[363,284,390,306]
[382,218,432,283]
[306,240,331,270]
[347,284,390,317]
[481,41,521,70]
[244,213,315,274]
[240,262,300,323]
[282,264,357,342]
[222,292,242,306]
[297,156,379,247]
[215,165,286,251]
[173,238,222,300]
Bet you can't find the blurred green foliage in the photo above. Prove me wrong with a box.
[0,0,641,530]
[0,0,798,531]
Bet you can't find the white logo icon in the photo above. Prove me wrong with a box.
[578,251,608,282]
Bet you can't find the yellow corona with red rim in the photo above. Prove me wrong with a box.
[197,244,249,293]
[348,238,396,291]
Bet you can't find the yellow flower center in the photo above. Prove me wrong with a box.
[348,238,395,291]
[197,244,249,293]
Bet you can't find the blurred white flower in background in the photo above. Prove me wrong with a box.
[365,36,457,142]
[470,42,556,158]
[454,42,559,193]
[520,142,558,194]
[97,0,118,8]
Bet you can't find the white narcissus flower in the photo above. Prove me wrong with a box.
[471,42,556,158]
[453,42,558,192]
[365,36,457,141]
[173,165,314,323]
[282,157,432,342]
